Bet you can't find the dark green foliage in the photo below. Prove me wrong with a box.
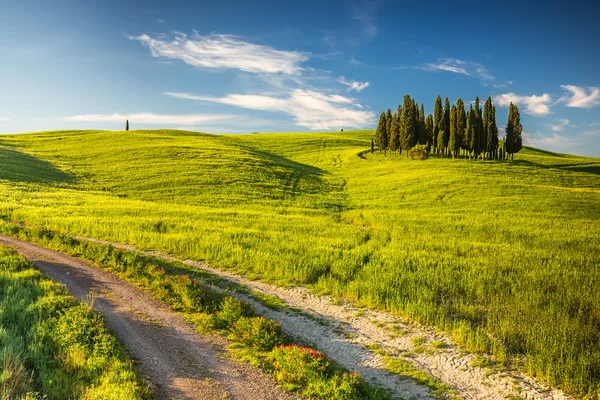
[390,113,401,153]
[466,106,475,157]
[126,120,129,131]
[385,108,393,153]
[425,114,433,153]
[482,97,492,159]
[488,105,499,159]
[375,112,388,153]
[505,103,523,160]
[418,104,427,145]
[473,97,482,158]
[442,97,451,156]
[455,98,466,154]
[449,105,458,158]
[401,95,416,156]
[370,138,374,153]
[434,95,443,155]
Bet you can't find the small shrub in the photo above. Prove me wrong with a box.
[303,371,367,400]
[409,144,428,160]
[217,296,255,327]
[229,316,285,351]
[269,345,331,389]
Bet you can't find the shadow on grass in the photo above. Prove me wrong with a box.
[523,146,568,158]
[512,159,600,176]
[0,142,75,184]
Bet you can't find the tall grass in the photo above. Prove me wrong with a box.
[0,245,149,400]
[0,129,599,397]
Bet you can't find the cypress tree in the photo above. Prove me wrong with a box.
[390,113,401,154]
[433,95,443,155]
[371,138,374,153]
[442,97,451,156]
[375,111,387,153]
[467,105,476,159]
[474,97,482,159]
[425,114,433,154]
[449,105,458,159]
[505,103,523,160]
[456,98,466,155]
[126,119,129,131]
[385,108,392,155]
[482,97,492,159]
[418,104,427,145]
[505,102,515,158]
[487,104,499,159]
[401,95,415,157]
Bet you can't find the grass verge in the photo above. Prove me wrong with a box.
[0,245,149,400]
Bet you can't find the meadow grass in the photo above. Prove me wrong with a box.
[0,129,599,397]
[0,245,149,400]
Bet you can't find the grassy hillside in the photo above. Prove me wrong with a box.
[1,129,599,397]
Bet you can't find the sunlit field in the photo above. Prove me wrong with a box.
[1,129,599,397]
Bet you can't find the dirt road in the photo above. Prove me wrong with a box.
[0,235,297,400]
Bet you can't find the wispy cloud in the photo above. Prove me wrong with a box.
[584,129,600,136]
[0,117,10,122]
[421,58,494,80]
[131,32,309,75]
[352,1,381,40]
[338,76,370,92]
[548,118,569,132]
[164,90,374,130]
[493,80,513,89]
[559,85,600,109]
[523,131,581,148]
[493,92,552,115]
[60,113,235,125]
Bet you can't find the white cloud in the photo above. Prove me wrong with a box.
[584,129,600,136]
[493,80,513,89]
[165,90,374,130]
[0,117,10,121]
[421,58,494,80]
[338,76,370,92]
[493,92,552,115]
[587,121,600,127]
[548,118,569,132]
[523,131,583,150]
[60,113,235,125]
[132,33,309,75]
[559,85,600,109]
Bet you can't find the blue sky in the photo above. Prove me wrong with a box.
[1,0,599,156]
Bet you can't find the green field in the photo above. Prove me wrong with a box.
[1,129,599,397]
[0,245,149,400]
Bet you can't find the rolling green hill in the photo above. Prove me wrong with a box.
[1,129,599,397]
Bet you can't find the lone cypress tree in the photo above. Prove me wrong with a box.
[386,108,393,150]
[375,112,388,153]
[442,97,451,156]
[126,119,129,131]
[449,105,458,159]
[371,138,374,153]
[433,95,443,155]
[505,103,523,161]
